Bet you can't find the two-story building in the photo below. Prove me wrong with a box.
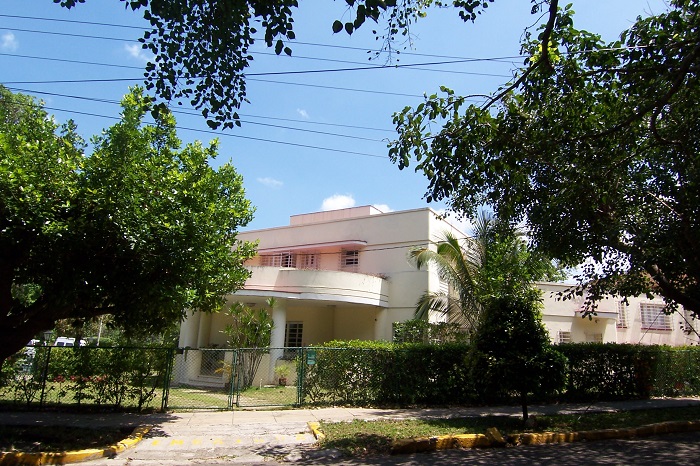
[176,206,698,386]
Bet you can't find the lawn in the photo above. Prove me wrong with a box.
[166,385,298,409]
[319,406,700,456]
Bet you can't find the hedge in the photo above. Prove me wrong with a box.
[301,341,700,407]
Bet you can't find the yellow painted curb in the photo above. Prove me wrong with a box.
[391,433,492,454]
[391,419,700,454]
[308,422,325,441]
[0,425,151,466]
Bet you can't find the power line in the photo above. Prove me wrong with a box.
[0,13,523,63]
[2,55,510,85]
[8,87,399,134]
[0,13,145,30]
[0,52,144,70]
[1,52,503,96]
[40,105,390,160]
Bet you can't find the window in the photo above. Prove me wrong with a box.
[298,253,319,269]
[341,249,359,269]
[640,302,672,330]
[261,252,296,268]
[586,333,603,343]
[557,330,571,344]
[617,301,629,328]
[280,252,295,268]
[285,322,303,348]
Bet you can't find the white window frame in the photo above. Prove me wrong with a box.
[298,252,319,270]
[617,301,629,329]
[557,330,571,344]
[586,333,603,343]
[261,252,296,268]
[341,249,359,269]
[640,302,672,331]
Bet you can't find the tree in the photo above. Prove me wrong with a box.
[390,1,700,317]
[221,299,275,389]
[468,288,567,422]
[409,212,565,334]
[0,86,256,366]
[49,1,698,316]
[53,0,496,129]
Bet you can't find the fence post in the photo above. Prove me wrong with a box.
[39,345,52,408]
[296,347,305,407]
[161,347,175,411]
[228,349,239,409]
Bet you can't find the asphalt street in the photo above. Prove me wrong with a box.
[86,431,700,466]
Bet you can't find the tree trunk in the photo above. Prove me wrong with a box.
[521,391,529,422]
[0,322,44,368]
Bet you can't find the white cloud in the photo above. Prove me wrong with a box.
[321,194,355,211]
[296,108,309,119]
[1,31,18,52]
[123,43,153,63]
[372,204,393,213]
[257,177,283,189]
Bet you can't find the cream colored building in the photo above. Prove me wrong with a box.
[540,282,699,346]
[176,206,698,386]
[179,205,466,350]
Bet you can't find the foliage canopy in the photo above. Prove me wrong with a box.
[49,1,699,316]
[391,1,700,316]
[0,86,256,365]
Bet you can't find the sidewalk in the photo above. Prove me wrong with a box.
[2,397,700,464]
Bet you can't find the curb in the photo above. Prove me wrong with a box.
[0,425,151,466]
[307,422,325,441]
[390,420,700,454]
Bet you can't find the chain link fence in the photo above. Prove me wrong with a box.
[0,345,171,411]
[3,345,700,411]
[651,349,700,397]
[168,347,303,409]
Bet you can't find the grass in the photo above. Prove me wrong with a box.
[166,385,298,409]
[318,406,700,456]
[0,425,133,453]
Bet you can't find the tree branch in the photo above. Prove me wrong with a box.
[480,0,559,111]
[645,263,700,315]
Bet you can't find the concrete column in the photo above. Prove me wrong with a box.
[268,300,287,384]
[179,310,201,348]
[374,308,389,341]
[196,312,212,348]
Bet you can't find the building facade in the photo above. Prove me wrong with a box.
[179,205,466,351]
[540,282,699,346]
[177,206,698,386]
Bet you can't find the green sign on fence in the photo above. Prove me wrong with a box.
[306,349,316,365]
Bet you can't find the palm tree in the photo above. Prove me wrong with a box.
[410,212,565,334]
[409,212,494,334]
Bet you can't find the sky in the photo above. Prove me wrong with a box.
[0,0,667,233]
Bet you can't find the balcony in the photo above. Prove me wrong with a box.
[237,266,389,307]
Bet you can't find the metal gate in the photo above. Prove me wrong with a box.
[165,347,305,409]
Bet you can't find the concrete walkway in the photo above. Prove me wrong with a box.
[2,398,699,464]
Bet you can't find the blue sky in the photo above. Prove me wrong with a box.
[1,0,666,232]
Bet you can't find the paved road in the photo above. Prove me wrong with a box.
[6,399,700,465]
[88,431,700,465]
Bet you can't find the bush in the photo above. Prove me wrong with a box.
[301,340,474,406]
[3,345,170,410]
[558,344,700,401]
